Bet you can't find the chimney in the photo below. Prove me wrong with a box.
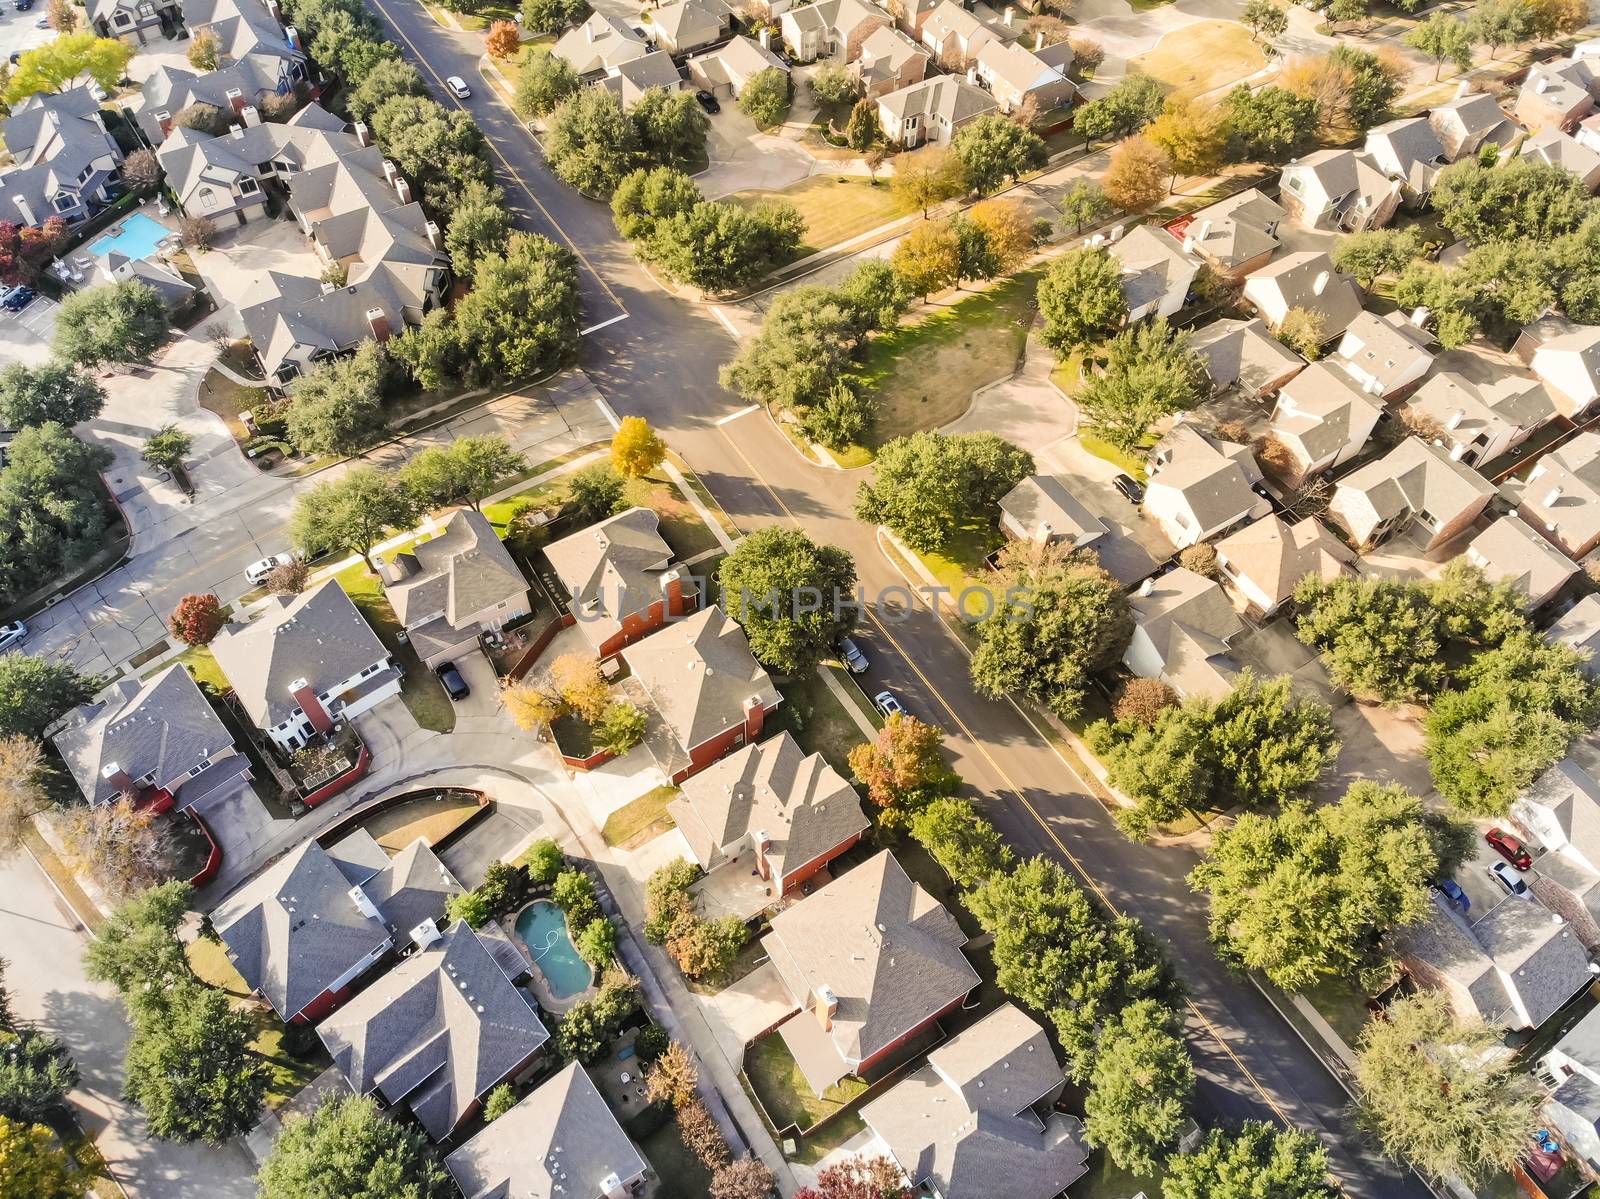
[1035,29,1043,50]
[425,219,441,249]
[100,762,135,795]
[586,19,596,40]
[349,884,380,920]
[242,104,261,126]
[1446,408,1464,430]
[319,280,336,294]
[394,177,411,204]
[411,919,442,950]
[1409,305,1430,328]
[1455,79,1470,98]
[1138,577,1155,596]
[290,677,333,733]
[226,87,246,115]
[742,694,765,742]
[286,24,300,49]
[267,0,281,18]
[1003,4,1014,24]
[753,829,772,881]
[1545,487,1564,507]
[759,26,773,49]
[1313,270,1330,296]
[383,159,399,187]
[814,984,838,1031]
[366,307,392,342]
[1537,75,1551,94]
[354,121,372,146]
[229,125,247,140]
[661,567,687,617]
[1035,519,1052,543]
[155,109,172,138]
[11,195,35,227]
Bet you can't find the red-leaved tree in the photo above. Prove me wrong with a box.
[795,1155,912,1199]
[0,218,69,286]
[169,593,226,646]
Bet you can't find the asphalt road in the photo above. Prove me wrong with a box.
[297,6,1430,1194]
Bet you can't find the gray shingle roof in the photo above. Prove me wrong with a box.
[1524,758,1600,866]
[1244,251,1364,336]
[623,606,780,753]
[1466,514,1579,605]
[554,12,650,75]
[1271,361,1385,462]
[209,579,391,730]
[545,507,675,648]
[51,665,234,806]
[382,509,527,632]
[0,87,123,225]
[1335,436,1496,527]
[927,1003,1063,1111]
[318,920,551,1141]
[1548,595,1600,667]
[1181,188,1285,270]
[1406,370,1554,454]
[445,1063,647,1199]
[763,850,979,1063]
[1110,225,1197,314]
[1188,317,1304,395]
[999,475,1105,545]
[1214,515,1352,608]
[877,76,997,127]
[1146,423,1264,533]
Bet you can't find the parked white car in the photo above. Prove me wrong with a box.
[0,620,25,652]
[446,75,471,98]
[245,554,293,586]
[1489,860,1531,898]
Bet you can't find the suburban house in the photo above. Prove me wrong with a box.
[213,830,461,1023]
[1428,91,1521,161]
[1332,310,1435,399]
[1517,317,1600,420]
[763,850,981,1093]
[877,76,997,147]
[1214,515,1355,617]
[1539,1004,1600,1177]
[780,0,883,61]
[1549,595,1600,671]
[650,0,733,54]
[1522,126,1600,191]
[1174,188,1286,283]
[0,88,125,229]
[50,666,249,811]
[1188,317,1304,398]
[861,1005,1089,1199]
[318,920,551,1142]
[138,50,309,144]
[1516,54,1600,132]
[688,34,790,100]
[554,13,651,77]
[1465,514,1580,609]
[598,51,684,105]
[622,605,782,782]
[104,248,197,310]
[1142,421,1271,548]
[1242,251,1364,339]
[852,26,930,100]
[1515,757,1600,953]
[669,731,869,920]
[184,0,310,84]
[1402,369,1555,467]
[209,579,402,753]
[1326,437,1497,552]
[1277,149,1402,233]
[969,36,1075,114]
[544,506,692,659]
[874,0,939,35]
[1502,432,1600,560]
[378,509,530,670]
[1362,115,1448,203]
[1266,363,1386,481]
[1109,225,1199,323]
[155,102,347,223]
[445,1063,648,1199]
[1123,567,1245,700]
[918,0,1012,64]
[999,474,1105,548]
[1397,889,1594,1032]
[89,0,181,42]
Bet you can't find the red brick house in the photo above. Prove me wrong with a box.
[623,606,782,783]
[761,850,981,1093]
[544,507,694,659]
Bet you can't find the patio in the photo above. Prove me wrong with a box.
[694,960,797,1064]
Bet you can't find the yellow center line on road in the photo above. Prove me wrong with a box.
[713,421,1299,1131]
[362,0,630,318]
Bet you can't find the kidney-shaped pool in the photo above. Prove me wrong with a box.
[514,900,594,1000]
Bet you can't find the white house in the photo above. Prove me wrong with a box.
[1123,567,1245,700]
[1142,422,1271,548]
[1332,310,1435,399]
[1403,370,1555,468]
[1517,317,1600,421]
[1278,149,1402,232]
[1242,251,1364,339]
[1109,225,1199,322]
[1266,362,1385,479]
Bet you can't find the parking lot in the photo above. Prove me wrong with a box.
[0,295,58,367]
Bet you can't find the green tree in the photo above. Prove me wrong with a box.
[950,113,1047,192]
[1326,0,1369,33]
[0,653,96,740]
[576,916,618,965]
[52,281,167,369]
[521,0,589,31]
[889,146,965,217]
[1331,227,1422,286]
[798,379,874,450]
[646,200,804,292]
[565,462,626,523]
[520,838,565,884]
[0,422,115,607]
[1077,319,1206,454]
[1189,782,1463,989]
[140,425,192,478]
[1073,74,1165,141]
[908,797,1013,890]
[810,63,855,105]
[3,32,132,104]
[966,856,1178,1069]
[80,881,193,1000]
[258,1094,454,1199]
[1037,245,1127,356]
[1326,45,1404,133]
[853,431,1033,553]
[1058,178,1111,233]
[1293,574,1446,702]
[836,259,914,333]
[0,1116,79,1199]
[371,97,491,211]
[397,434,522,511]
[718,527,857,674]
[346,56,428,123]
[284,342,387,457]
[1406,12,1475,78]
[1431,156,1592,245]
[123,980,267,1142]
[1223,84,1318,163]
[1391,261,1480,348]
[629,86,710,172]
[1083,1000,1193,1174]
[1354,992,1540,1185]
[513,47,578,119]
[287,466,420,569]
[443,181,514,280]
[445,890,492,928]
[593,702,648,755]
[971,541,1132,721]
[449,233,581,382]
[1469,0,1533,57]
[555,970,640,1063]
[0,1030,79,1126]
[719,285,863,411]
[482,1084,517,1122]
[1241,0,1288,41]
[0,363,104,428]
[611,166,702,241]
[844,98,879,151]
[738,68,790,128]
[1163,1122,1336,1199]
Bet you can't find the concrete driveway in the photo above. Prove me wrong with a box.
[192,218,324,319]
[697,104,817,201]
[439,801,547,889]
[692,960,796,1063]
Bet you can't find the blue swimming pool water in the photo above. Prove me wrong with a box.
[514,900,593,999]
[89,213,172,261]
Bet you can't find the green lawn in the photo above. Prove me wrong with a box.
[856,268,1041,448]
[601,784,680,848]
[912,522,1004,621]
[641,1123,717,1199]
[360,791,482,852]
[161,644,228,691]
[743,1034,869,1161]
[334,561,456,733]
[1071,1149,1164,1198]
[1128,20,1265,100]
[727,176,915,257]
[1298,975,1374,1050]
[1079,433,1150,481]
[480,468,723,561]
[767,666,873,777]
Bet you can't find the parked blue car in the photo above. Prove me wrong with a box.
[1432,878,1470,912]
[1,286,36,312]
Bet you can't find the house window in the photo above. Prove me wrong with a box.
[1285,174,1303,195]
[187,757,211,777]
[137,1,153,12]
[77,166,94,185]
[238,178,259,195]
[115,10,131,24]
[200,189,218,209]
[51,194,76,212]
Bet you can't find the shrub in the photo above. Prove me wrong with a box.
[576,916,617,965]
[520,838,565,884]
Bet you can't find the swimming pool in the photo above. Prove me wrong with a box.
[89,213,173,261]
[514,900,593,999]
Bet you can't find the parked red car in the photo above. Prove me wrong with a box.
[1486,827,1533,870]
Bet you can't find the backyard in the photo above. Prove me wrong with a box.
[767,666,875,777]
[641,1123,717,1199]
[742,1033,868,1164]
[1128,20,1266,101]
[727,176,915,257]
[357,788,483,853]
[333,561,456,734]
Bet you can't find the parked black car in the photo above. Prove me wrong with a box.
[1,287,36,312]
[435,661,470,701]
[1112,474,1144,504]
[694,89,720,114]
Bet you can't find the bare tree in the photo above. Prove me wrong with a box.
[57,798,174,903]
[0,735,51,851]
